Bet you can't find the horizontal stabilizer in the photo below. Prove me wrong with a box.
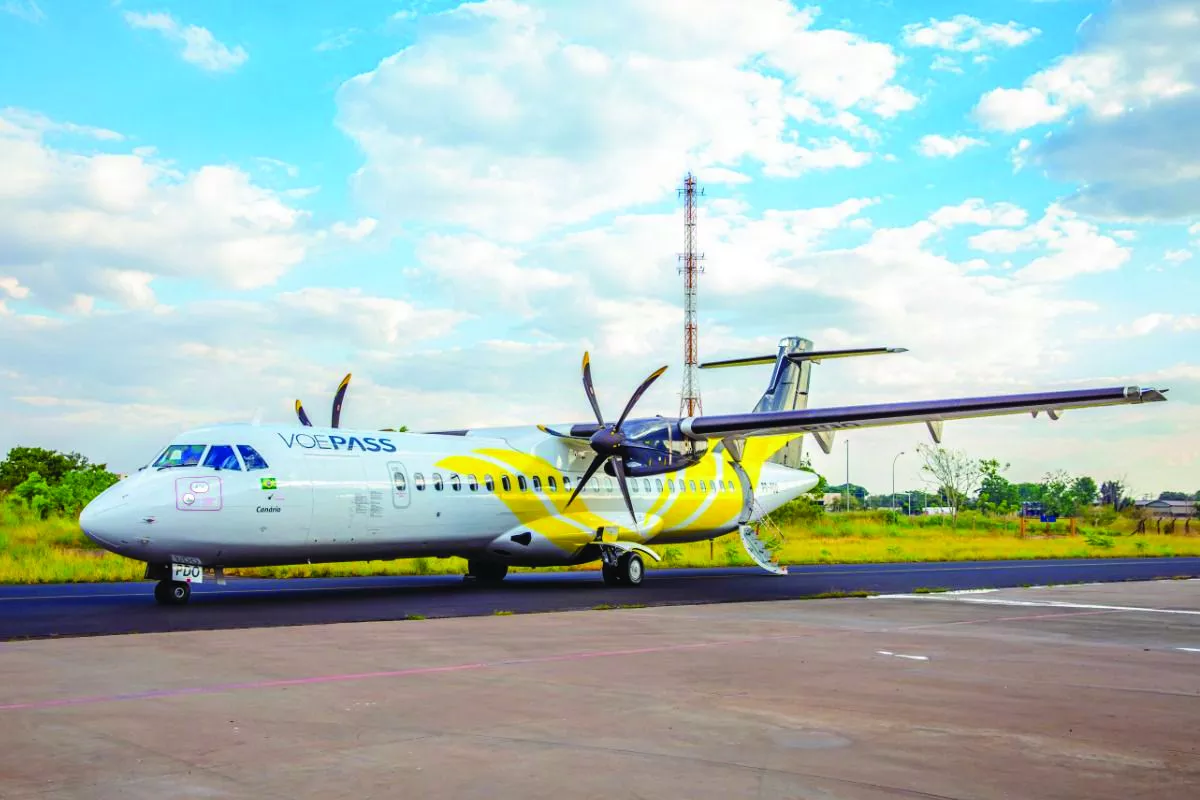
[700,347,906,369]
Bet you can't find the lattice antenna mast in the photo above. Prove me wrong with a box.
[677,172,705,418]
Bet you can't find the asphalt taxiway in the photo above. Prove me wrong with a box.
[3,557,1200,640]
[1,579,1197,799]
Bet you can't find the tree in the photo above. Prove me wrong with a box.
[1159,491,1191,501]
[1070,476,1098,511]
[916,444,981,521]
[1100,479,1126,510]
[977,458,1020,514]
[0,446,94,492]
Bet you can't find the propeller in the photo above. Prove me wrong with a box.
[563,352,668,528]
[295,372,352,428]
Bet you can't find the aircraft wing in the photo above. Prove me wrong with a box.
[678,385,1167,449]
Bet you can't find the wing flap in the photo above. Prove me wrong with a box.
[680,386,1167,440]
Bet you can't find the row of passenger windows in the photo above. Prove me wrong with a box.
[396,471,737,496]
[153,443,270,471]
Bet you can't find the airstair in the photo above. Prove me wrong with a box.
[738,499,788,575]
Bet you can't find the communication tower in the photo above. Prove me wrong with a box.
[677,172,705,418]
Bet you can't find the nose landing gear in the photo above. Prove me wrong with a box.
[153,580,191,605]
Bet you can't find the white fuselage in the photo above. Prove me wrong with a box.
[79,423,818,570]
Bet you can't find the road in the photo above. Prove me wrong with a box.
[3,557,1199,640]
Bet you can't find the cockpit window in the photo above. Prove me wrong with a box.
[153,444,206,468]
[203,445,242,471]
[237,445,269,471]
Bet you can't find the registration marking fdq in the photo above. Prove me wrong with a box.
[171,563,203,584]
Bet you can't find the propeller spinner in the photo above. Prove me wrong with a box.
[295,373,352,428]
[563,352,668,528]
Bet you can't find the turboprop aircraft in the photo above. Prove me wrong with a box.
[78,336,1167,605]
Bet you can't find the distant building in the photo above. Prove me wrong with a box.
[922,506,954,516]
[1134,499,1198,518]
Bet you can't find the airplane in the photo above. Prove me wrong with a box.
[78,336,1168,605]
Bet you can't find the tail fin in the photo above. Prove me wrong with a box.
[699,338,906,467]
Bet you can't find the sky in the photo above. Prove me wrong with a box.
[0,0,1197,500]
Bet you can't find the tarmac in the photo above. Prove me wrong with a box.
[2,578,1198,799]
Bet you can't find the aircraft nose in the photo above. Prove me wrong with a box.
[79,494,124,550]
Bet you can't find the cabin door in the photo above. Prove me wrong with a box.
[387,461,411,509]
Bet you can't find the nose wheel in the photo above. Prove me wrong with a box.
[154,580,191,605]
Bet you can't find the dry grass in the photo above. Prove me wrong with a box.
[1,507,1196,584]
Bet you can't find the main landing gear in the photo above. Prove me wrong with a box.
[465,559,509,584]
[601,551,644,586]
[154,580,191,606]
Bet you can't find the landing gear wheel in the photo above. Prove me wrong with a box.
[154,580,190,606]
[465,559,509,584]
[618,553,644,586]
[602,564,622,585]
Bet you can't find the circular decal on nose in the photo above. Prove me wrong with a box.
[182,492,195,505]
[190,481,210,494]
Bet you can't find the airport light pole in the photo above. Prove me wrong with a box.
[844,440,850,512]
[891,450,905,511]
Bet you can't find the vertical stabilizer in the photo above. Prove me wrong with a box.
[753,337,813,467]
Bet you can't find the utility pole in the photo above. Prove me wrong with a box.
[844,440,850,512]
[892,450,905,511]
[677,172,705,419]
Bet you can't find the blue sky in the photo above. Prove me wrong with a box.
[1,0,1197,498]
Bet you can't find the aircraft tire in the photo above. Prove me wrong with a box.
[618,553,644,586]
[467,560,509,583]
[155,580,191,605]
[601,564,622,585]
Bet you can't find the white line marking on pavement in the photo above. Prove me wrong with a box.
[872,594,1200,616]
[877,650,930,661]
[1178,647,1200,653]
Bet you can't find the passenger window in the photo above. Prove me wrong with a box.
[655,479,663,492]
[643,479,651,493]
[450,474,461,491]
[393,470,407,493]
[502,475,511,492]
[518,475,528,491]
[414,473,425,491]
[667,479,675,492]
[433,473,444,491]
[548,475,558,492]
[203,445,241,471]
[710,480,717,493]
[604,477,613,492]
[532,476,542,492]
[699,480,706,493]
[485,475,495,492]
[468,474,479,491]
[562,476,572,492]
[630,480,638,494]
[153,444,206,468]
[237,445,269,470]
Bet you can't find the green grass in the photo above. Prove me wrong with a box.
[1,506,1197,584]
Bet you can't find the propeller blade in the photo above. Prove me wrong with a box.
[295,399,312,427]
[331,373,351,429]
[538,424,580,439]
[565,454,607,510]
[611,457,637,529]
[581,352,604,426]
[615,364,668,431]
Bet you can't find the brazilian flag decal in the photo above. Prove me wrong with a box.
[260,477,277,490]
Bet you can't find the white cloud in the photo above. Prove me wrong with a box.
[1082,312,1200,339]
[336,0,913,241]
[903,15,1040,52]
[123,10,248,72]
[0,110,313,309]
[918,133,986,158]
[2,1,43,23]
[331,217,378,241]
[974,87,1067,131]
[929,199,1027,228]
[972,2,1200,222]
[0,108,123,141]
[0,276,30,300]
[1164,249,1193,265]
[931,55,963,74]
[315,29,359,52]
[1010,137,1032,171]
